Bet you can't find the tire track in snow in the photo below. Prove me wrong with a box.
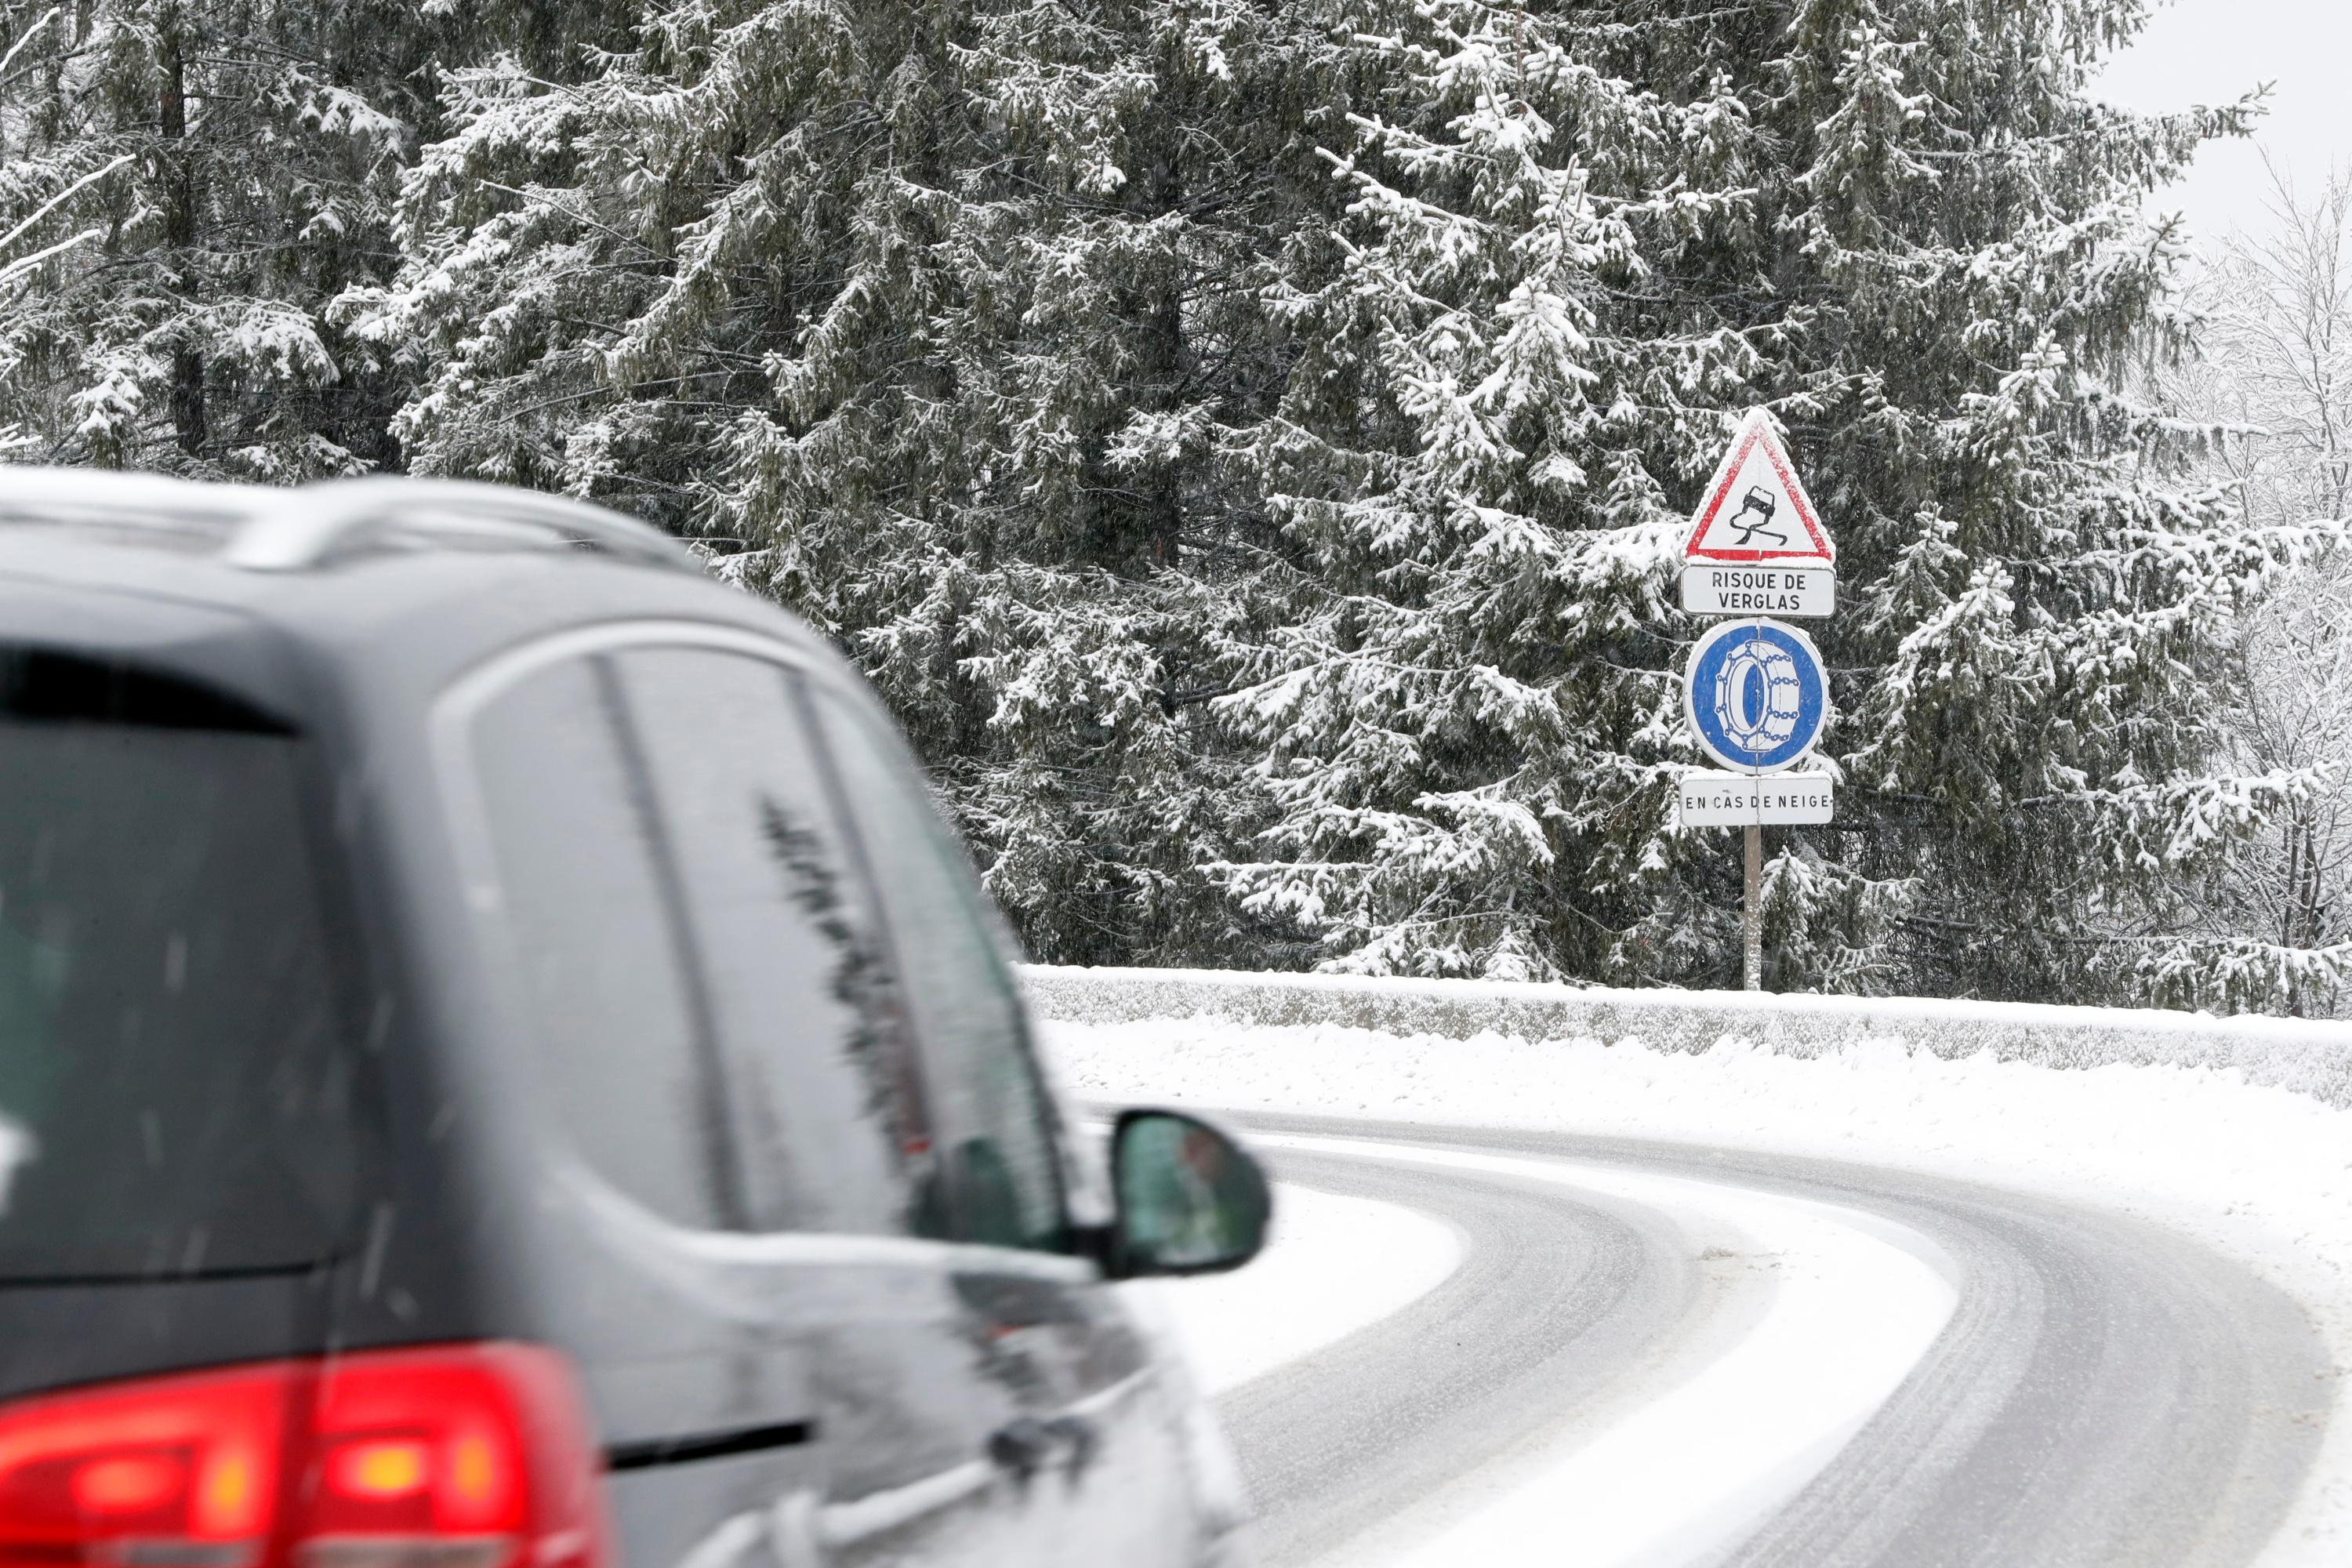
[1212,1147,1703,1567]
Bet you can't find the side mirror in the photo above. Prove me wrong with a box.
[1104,1109,1272,1279]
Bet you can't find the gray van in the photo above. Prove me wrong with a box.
[0,473,1268,1568]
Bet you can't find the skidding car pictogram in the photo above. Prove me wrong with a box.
[1730,485,1788,548]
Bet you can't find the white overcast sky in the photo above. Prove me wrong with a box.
[2096,0,2352,245]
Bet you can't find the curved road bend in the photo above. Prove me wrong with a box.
[1216,1113,2332,1568]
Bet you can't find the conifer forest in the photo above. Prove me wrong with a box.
[2,0,2346,1014]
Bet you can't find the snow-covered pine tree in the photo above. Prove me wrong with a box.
[1789,0,2311,1004]
[357,0,1358,964]
[2147,169,2352,1015]
[1216,0,2305,999]
[0,0,434,475]
[1210,0,1737,982]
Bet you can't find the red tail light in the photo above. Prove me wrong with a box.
[0,1346,606,1568]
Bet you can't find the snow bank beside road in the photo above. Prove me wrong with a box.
[1043,988,2352,1566]
[1025,964,2352,1108]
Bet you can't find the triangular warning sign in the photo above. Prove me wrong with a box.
[1682,409,1835,564]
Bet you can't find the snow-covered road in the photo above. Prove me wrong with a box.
[1163,1119,2325,1568]
[1059,1003,2352,1568]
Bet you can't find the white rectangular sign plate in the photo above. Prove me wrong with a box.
[1680,564,1835,618]
[1676,771,1836,829]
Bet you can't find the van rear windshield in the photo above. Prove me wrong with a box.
[0,655,356,1282]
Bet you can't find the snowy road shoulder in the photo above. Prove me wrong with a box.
[1146,1180,1464,1394]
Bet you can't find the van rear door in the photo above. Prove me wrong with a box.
[0,638,365,1399]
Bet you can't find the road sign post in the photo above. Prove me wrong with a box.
[1672,408,1839,991]
[1744,822,1763,992]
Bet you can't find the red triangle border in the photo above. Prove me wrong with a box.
[1685,419,1834,564]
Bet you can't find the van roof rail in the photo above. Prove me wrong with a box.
[226,477,700,573]
[0,467,699,575]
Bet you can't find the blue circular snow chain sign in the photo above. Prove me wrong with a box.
[1682,618,1831,774]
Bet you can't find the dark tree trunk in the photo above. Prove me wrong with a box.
[160,20,205,456]
[1140,154,1185,572]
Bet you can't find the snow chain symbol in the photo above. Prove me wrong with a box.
[1712,630,1806,755]
[1682,617,1830,774]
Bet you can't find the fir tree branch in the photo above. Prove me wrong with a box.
[0,152,132,260]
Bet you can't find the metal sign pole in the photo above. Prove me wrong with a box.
[1743,822,1763,991]
[1742,615,1765,994]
